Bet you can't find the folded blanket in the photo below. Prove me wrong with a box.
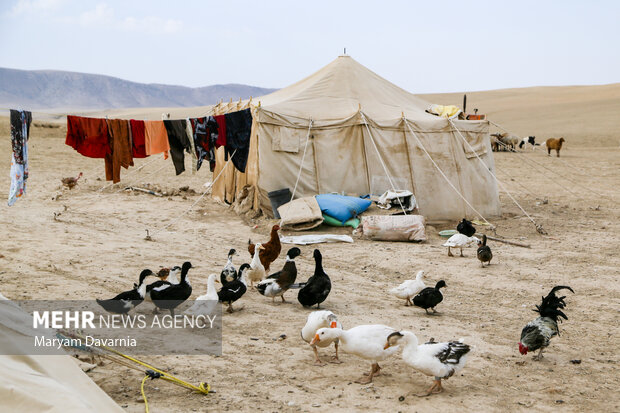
[277,196,324,231]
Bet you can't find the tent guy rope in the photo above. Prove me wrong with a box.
[289,119,313,202]
[360,111,408,215]
[449,119,546,235]
[144,149,237,241]
[280,118,313,226]
[403,116,495,229]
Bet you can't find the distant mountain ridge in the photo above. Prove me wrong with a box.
[0,67,277,110]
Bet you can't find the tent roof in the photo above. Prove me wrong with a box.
[258,55,437,122]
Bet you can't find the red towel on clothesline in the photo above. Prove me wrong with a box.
[129,119,147,158]
[65,115,110,158]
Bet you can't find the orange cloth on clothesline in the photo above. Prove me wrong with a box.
[144,120,170,159]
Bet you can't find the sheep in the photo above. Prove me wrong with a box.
[543,137,565,157]
[490,133,502,152]
[499,134,520,152]
[161,112,171,120]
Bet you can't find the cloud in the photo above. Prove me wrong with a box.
[121,16,184,34]
[77,3,113,26]
[69,3,184,34]
[5,1,186,34]
[7,0,66,17]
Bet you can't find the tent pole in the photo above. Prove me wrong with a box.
[311,135,322,194]
[358,124,372,195]
[401,118,416,198]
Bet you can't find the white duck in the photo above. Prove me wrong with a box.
[384,331,470,396]
[389,270,426,306]
[184,273,220,316]
[442,233,480,257]
[247,243,266,287]
[312,324,399,384]
[301,310,343,365]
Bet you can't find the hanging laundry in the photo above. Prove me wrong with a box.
[206,116,219,171]
[225,108,252,173]
[164,119,192,175]
[8,109,32,206]
[184,119,197,174]
[189,117,209,172]
[189,117,218,172]
[105,119,134,183]
[214,114,226,148]
[66,116,110,158]
[129,119,147,158]
[144,120,170,159]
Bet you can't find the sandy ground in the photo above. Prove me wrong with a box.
[0,116,619,413]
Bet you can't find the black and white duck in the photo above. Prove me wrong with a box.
[96,269,154,314]
[218,263,250,313]
[257,248,301,303]
[150,261,193,316]
[384,331,470,397]
[220,249,238,285]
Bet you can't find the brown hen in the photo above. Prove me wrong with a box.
[61,172,83,189]
[248,224,281,272]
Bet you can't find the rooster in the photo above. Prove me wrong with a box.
[248,224,281,272]
[519,285,574,360]
[61,172,83,189]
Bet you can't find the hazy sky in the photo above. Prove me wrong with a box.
[1,0,618,93]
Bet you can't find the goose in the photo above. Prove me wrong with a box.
[297,249,331,308]
[312,324,399,384]
[247,243,266,287]
[413,280,446,314]
[96,269,154,314]
[384,331,470,396]
[301,310,342,365]
[257,248,301,303]
[184,273,220,316]
[150,261,193,316]
[218,263,250,313]
[389,270,426,306]
[442,233,480,257]
[476,235,493,267]
[220,249,238,285]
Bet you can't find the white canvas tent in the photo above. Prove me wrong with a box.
[211,55,501,220]
[0,298,123,412]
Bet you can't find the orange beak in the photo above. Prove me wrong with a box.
[383,342,390,350]
[330,321,337,328]
[310,334,320,345]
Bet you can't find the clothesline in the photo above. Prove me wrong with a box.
[64,108,253,186]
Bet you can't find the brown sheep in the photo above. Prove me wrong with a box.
[544,137,565,157]
[490,134,501,152]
